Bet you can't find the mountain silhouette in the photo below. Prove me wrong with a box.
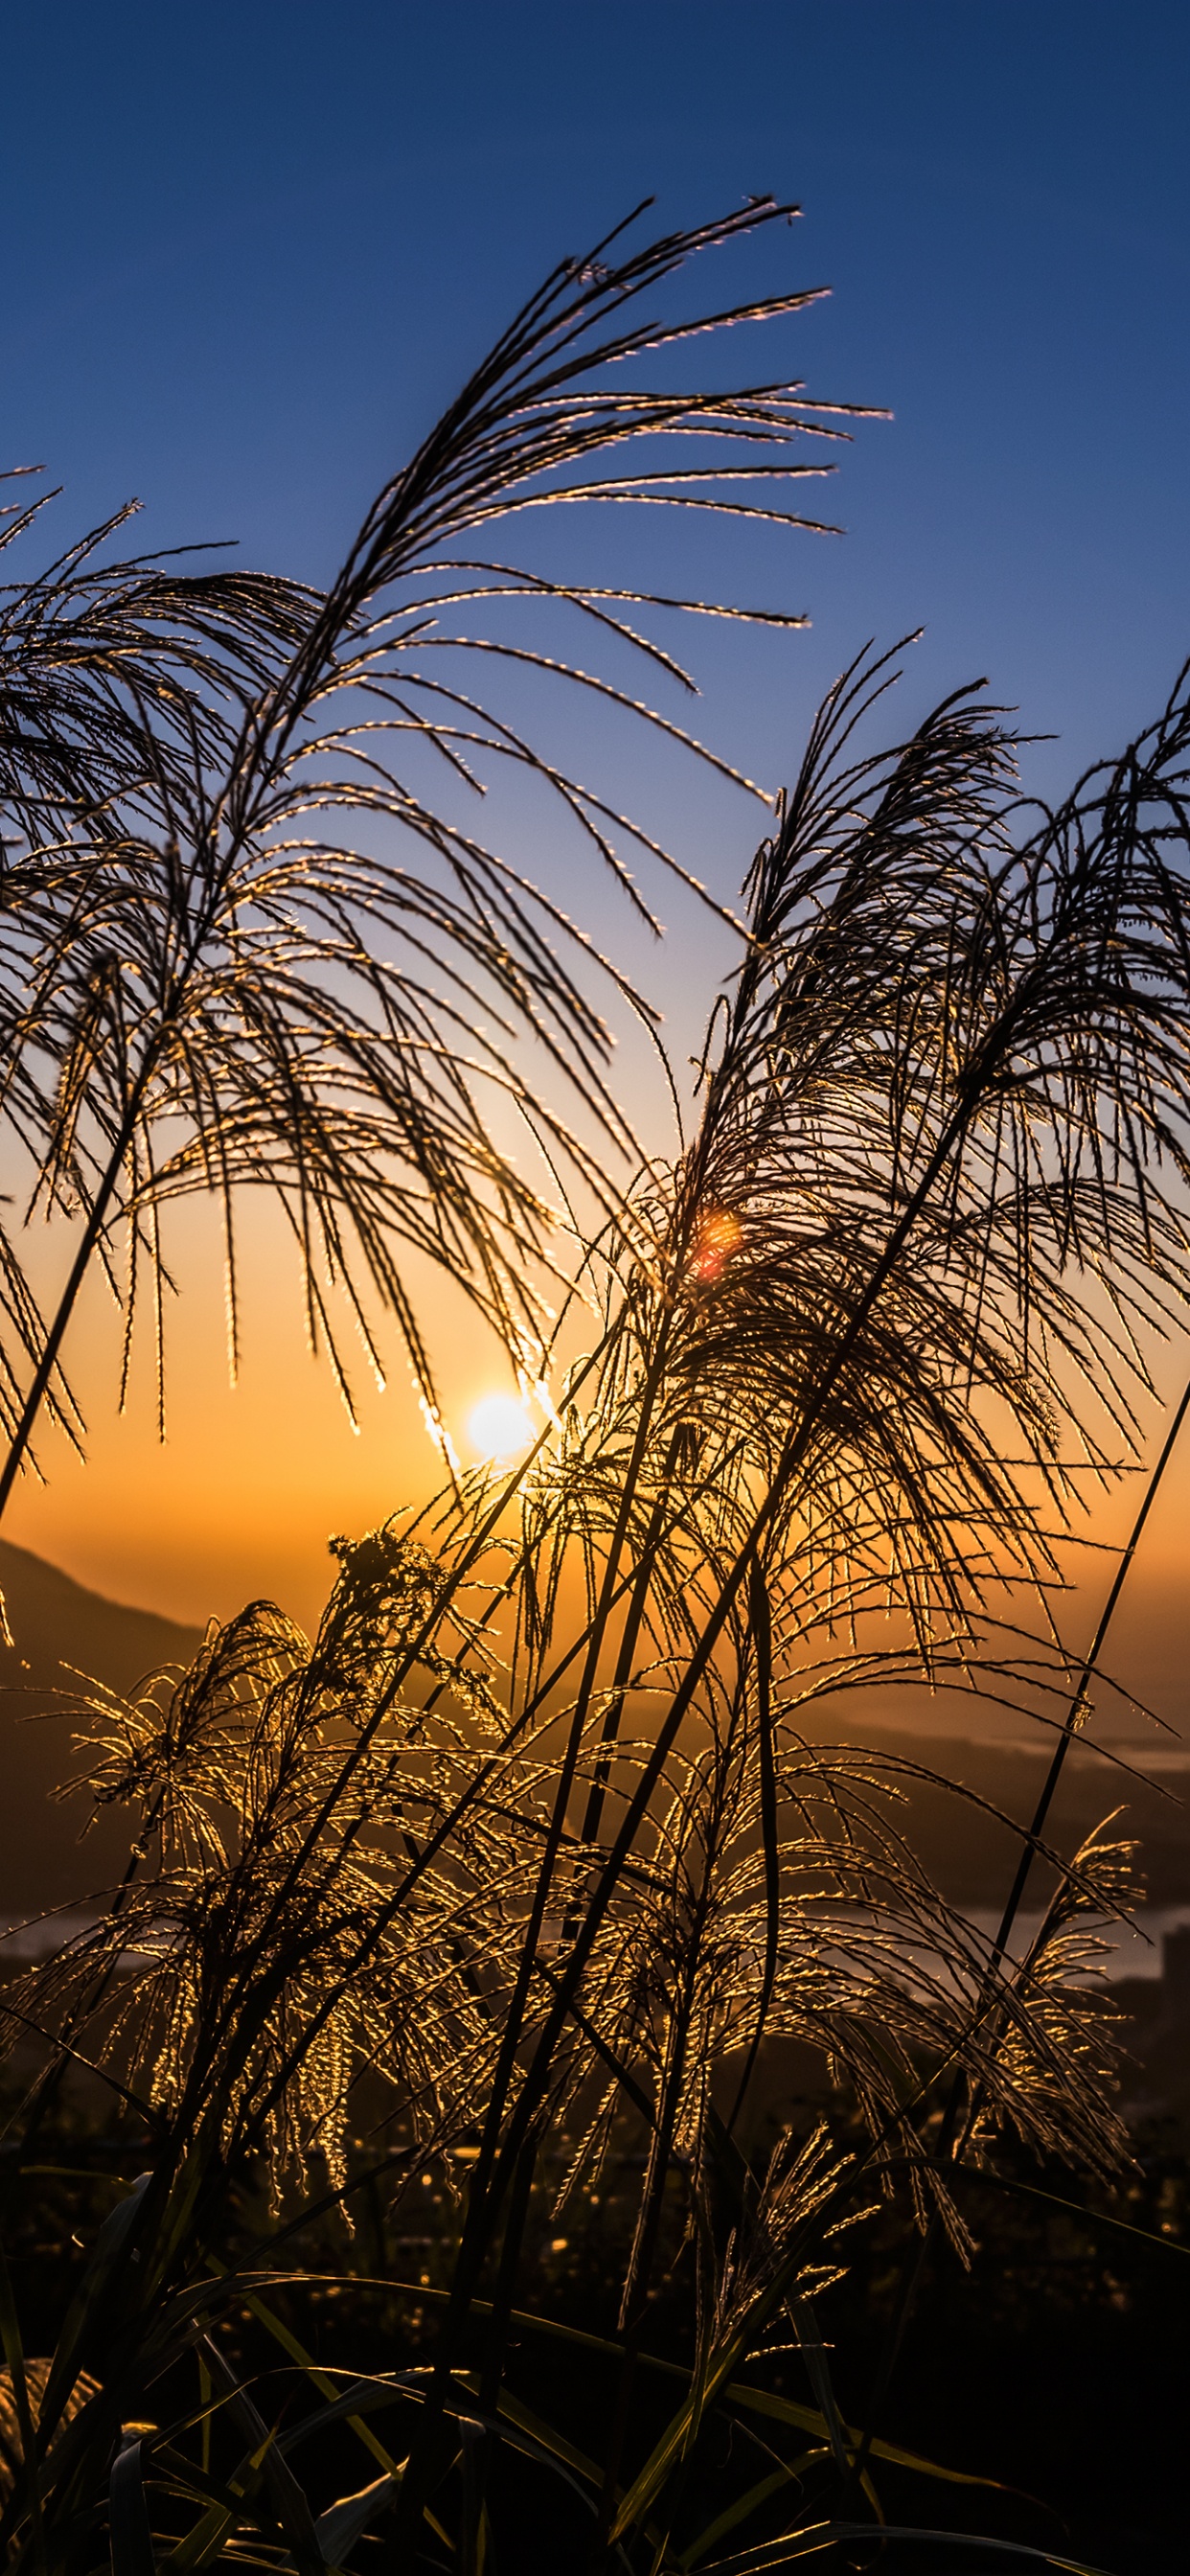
[0,1539,203,1917]
[1,1541,1185,1929]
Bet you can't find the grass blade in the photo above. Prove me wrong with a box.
[108,2438,156,2576]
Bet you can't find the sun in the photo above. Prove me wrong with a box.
[467,1392,537,1464]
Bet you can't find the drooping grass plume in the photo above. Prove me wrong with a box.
[0,472,315,1475]
[0,198,863,1501]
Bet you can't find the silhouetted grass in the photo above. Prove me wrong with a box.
[2,208,1190,2576]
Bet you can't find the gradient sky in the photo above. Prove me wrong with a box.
[4,1,1190,1641]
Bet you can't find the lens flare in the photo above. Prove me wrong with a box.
[692,1208,744,1282]
[467,1393,537,1463]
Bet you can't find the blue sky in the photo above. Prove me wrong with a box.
[5,1,1190,1624]
[8,0,1188,800]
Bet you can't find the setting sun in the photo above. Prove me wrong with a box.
[467,1393,537,1463]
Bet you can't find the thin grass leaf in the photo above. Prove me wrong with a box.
[35,2174,150,2454]
[314,2472,399,2569]
[235,2285,403,2481]
[108,2439,156,2576]
[698,2530,1112,2576]
[722,2383,1008,2491]
[677,2466,808,2571]
[197,2340,324,2576]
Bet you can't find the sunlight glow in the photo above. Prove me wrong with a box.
[467,1393,537,1464]
[692,1208,744,1282]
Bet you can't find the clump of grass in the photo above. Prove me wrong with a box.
[4,608,1190,2567]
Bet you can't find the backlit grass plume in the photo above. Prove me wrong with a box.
[0,198,861,1510]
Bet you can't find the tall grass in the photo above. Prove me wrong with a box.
[0,197,860,1490]
[2,614,1189,2567]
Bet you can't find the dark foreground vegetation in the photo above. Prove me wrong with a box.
[2,200,1190,2571]
[2,2070,1187,2572]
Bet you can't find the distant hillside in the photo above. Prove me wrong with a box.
[821,1727,1190,1909]
[0,1541,1185,1925]
[0,1540,203,1916]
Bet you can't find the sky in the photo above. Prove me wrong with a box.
[4,0,1190,1639]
